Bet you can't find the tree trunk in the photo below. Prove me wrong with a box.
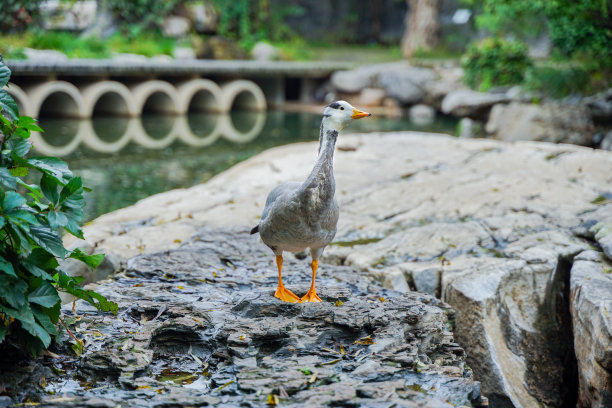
[401,0,441,58]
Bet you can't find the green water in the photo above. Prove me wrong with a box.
[36,111,457,222]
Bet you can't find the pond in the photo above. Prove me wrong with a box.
[35,111,458,222]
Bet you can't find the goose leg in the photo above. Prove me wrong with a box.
[274,255,301,303]
[301,260,322,302]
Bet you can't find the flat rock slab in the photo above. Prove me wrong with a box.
[3,228,485,408]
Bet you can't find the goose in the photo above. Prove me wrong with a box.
[250,101,371,302]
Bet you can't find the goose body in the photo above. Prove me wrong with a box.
[251,101,371,302]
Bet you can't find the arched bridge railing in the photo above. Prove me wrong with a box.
[4,79,267,119]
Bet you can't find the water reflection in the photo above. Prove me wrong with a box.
[35,111,457,221]
[33,112,266,156]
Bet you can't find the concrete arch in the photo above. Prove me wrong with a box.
[220,80,267,112]
[29,122,85,156]
[132,116,179,149]
[175,115,222,147]
[25,81,87,119]
[4,83,30,117]
[80,119,134,153]
[81,81,137,117]
[176,79,223,114]
[221,111,266,144]
[130,80,181,116]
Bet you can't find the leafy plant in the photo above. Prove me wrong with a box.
[461,37,532,91]
[0,0,40,33]
[107,0,181,38]
[0,56,118,356]
[213,0,303,49]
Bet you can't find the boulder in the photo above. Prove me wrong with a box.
[584,88,612,124]
[569,250,612,408]
[330,65,380,94]
[23,48,68,62]
[40,0,97,31]
[193,36,248,60]
[162,15,192,38]
[457,117,483,138]
[173,46,196,60]
[184,1,218,33]
[378,66,437,105]
[358,87,386,107]
[441,89,509,119]
[409,104,435,126]
[251,42,281,61]
[3,228,486,408]
[66,133,612,407]
[486,102,595,146]
[600,130,612,151]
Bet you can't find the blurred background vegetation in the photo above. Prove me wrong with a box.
[0,0,610,97]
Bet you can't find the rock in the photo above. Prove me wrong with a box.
[441,89,509,119]
[5,227,486,407]
[22,48,68,62]
[600,130,612,151]
[162,15,192,38]
[0,396,13,408]
[569,251,612,407]
[251,42,280,61]
[173,46,196,60]
[457,117,482,138]
[184,1,218,33]
[378,66,437,105]
[358,87,386,107]
[409,104,435,126]
[66,132,612,407]
[330,65,380,94]
[40,0,97,31]
[584,88,612,124]
[423,80,464,109]
[486,102,596,146]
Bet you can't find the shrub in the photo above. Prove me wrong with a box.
[462,37,532,91]
[0,56,117,357]
[107,0,181,37]
[0,0,40,33]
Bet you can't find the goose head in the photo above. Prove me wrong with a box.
[323,100,371,131]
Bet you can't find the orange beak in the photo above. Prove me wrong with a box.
[351,108,371,119]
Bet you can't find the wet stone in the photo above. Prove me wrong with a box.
[2,227,485,407]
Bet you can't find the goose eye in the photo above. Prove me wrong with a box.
[340,107,344,110]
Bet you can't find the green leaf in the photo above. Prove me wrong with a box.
[59,176,82,205]
[28,224,65,259]
[32,305,57,336]
[21,318,51,348]
[26,247,59,271]
[0,277,28,309]
[40,174,59,205]
[28,281,61,308]
[0,255,17,277]
[0,90,19,122]
[6,208,38,225]
[23,262,54,281]
[17,179,43,200]
[63,216,84,239]
[0,59,10,88]
[0,325,6,343]
[9,167,28,177]
[47,211,68,228]
[27,157,72,185]
[0,168,17,190]
[7,138,32,157]
[0,216,5,230]
[70,248,105,268]
[2,191,26,211]
[17,116,43,133]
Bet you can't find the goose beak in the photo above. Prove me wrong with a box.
[351,108,371,119]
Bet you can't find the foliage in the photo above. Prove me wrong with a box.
[107,0,181,37]
[523,65,590,98]
[213,0,303,49]
[0,0,40,33]
[0,32,176,60]
[0,56,117,357]
[461,37,532,91]
[465,0,612,67]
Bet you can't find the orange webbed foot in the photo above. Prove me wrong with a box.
[275,285,301,303]
[300,289,322,303]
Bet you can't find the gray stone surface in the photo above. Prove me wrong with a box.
[441,89,509,119]
[251,42,281,61]
[409,104,435,125]
[162,15,191,38]
[378,66,437,105]
[2,228,486,408]
[65,132,612,406]
[486,102,595,146]
[570,251,612,408]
